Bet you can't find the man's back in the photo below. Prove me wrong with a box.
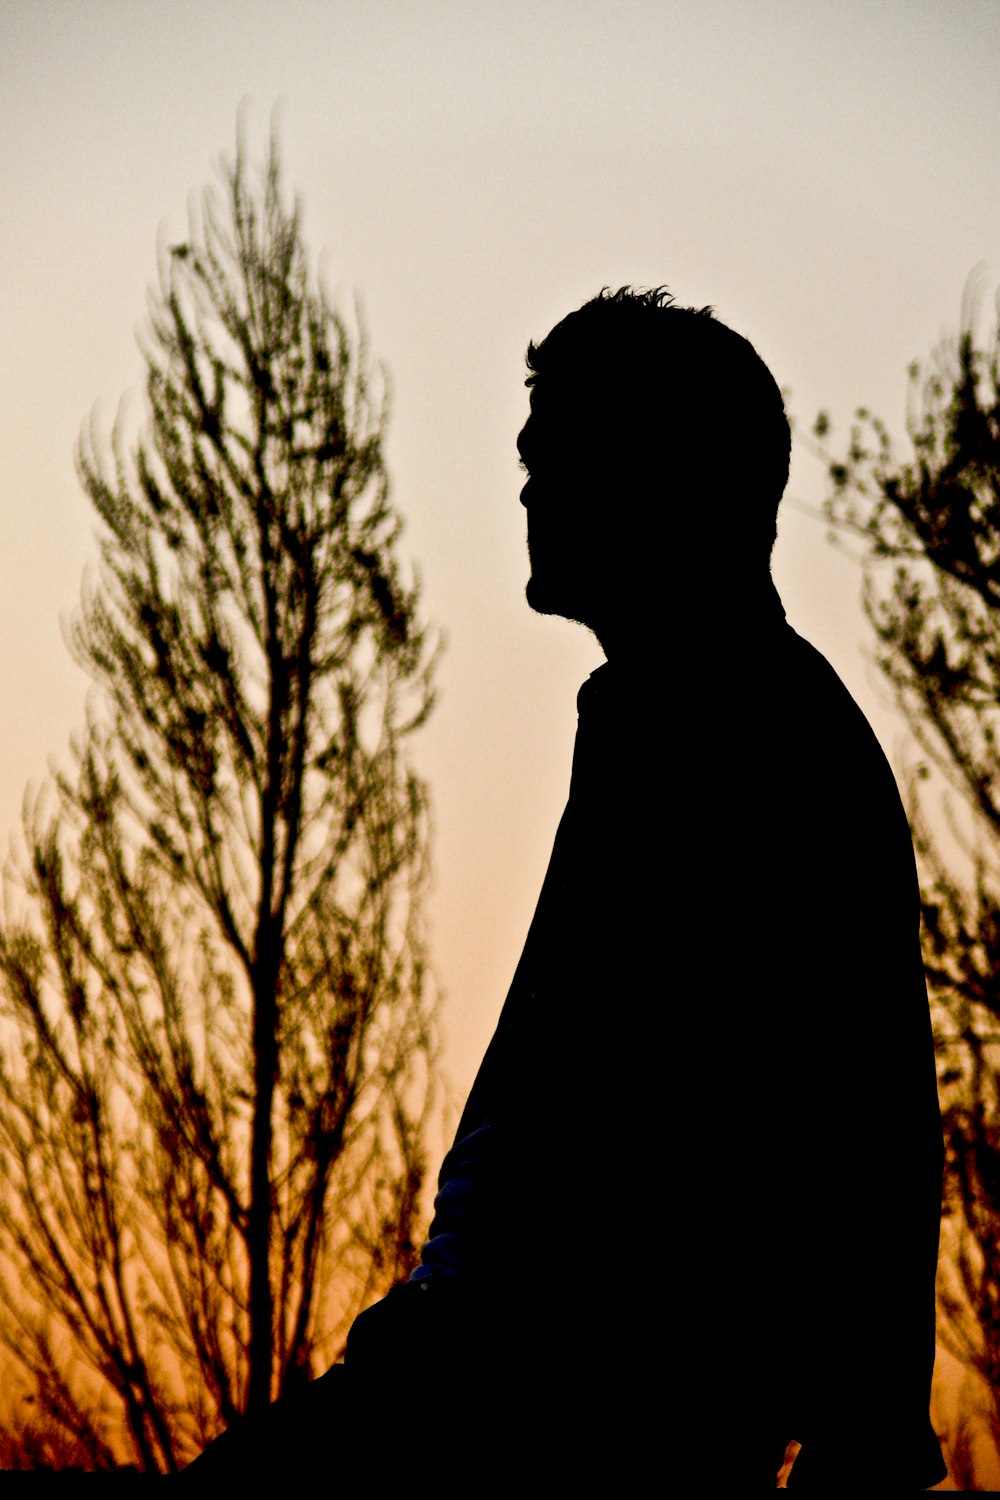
[673,614,943,1484]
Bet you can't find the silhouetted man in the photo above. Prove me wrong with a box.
[183,289,946,1489]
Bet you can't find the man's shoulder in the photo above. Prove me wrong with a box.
[774,626,892,765]
[574,628,899,805]
[768,625,915,857]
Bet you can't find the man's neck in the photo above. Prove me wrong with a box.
[594,573,786,662]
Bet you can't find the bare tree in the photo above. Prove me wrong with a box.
[0,131,440,1472]
[816,281,1000,1468]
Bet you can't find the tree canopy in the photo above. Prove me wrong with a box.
[0,134,440,1472]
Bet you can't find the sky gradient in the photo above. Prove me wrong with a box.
[3,2,1000,1205]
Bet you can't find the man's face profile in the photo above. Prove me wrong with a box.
[517,379,611,631]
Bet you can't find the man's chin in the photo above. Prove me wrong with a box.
[524,579,554,615]
[525,576,563,616]
[525,576,589,626]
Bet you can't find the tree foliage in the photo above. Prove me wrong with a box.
[0,134,439,1471]
[817,282,1000,1436]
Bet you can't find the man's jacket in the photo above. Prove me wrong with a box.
[356,588,946,1488]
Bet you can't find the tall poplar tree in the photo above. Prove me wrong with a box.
[0,134,439,1471]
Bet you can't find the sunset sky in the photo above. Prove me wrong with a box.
[3,0,1000,1144]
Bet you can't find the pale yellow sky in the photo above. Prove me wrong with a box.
[2,0,1000,1113]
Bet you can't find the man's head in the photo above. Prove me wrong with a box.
[517,286,791,647]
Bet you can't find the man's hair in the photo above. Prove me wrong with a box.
[525,286,791,559]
